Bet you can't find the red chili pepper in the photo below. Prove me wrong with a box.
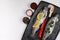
[38,18,48,38]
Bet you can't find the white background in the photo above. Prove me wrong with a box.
[0,0,60,40]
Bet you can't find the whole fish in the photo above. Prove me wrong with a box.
[31,7,48,36]
[42,14,59,40]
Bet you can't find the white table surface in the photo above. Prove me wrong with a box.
[0,0,60,40]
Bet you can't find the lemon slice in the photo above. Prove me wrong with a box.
[33,20,40,28]
[37,12,44,20]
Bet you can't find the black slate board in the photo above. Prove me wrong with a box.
[22,1,60,40]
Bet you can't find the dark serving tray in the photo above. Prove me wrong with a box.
[22,1,60,40]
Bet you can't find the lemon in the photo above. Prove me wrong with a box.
[33,20,40,28]
[37,12,44,20]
